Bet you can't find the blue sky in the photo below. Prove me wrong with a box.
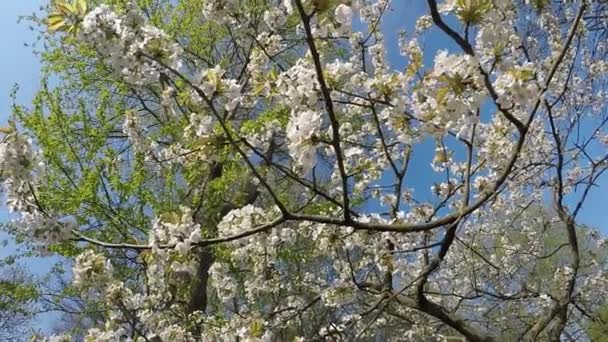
[0,1,45,120]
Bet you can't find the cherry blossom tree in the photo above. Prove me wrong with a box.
[2,0,608,340]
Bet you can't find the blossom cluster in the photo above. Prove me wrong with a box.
[0,133,71,244]
[80,4,182,85]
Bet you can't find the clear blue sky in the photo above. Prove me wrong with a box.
[0,1,45,120]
